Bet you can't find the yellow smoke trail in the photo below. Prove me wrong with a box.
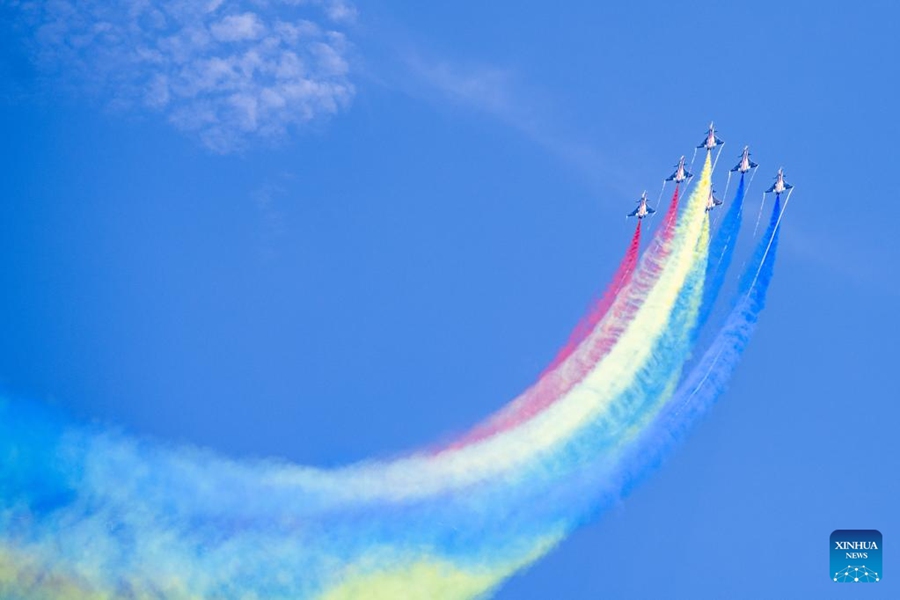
[266,153,715,505]
[313,185,714,599]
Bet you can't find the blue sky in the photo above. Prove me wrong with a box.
[1,1,898,597]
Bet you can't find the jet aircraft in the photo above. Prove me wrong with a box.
[697,122,724,151]
[705,189,724,212]
[627,191,656,219]
[666,155,693,183]
[765,168,793,194]
[731,146,759,174]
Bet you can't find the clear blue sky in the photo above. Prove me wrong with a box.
[1,1,898,597]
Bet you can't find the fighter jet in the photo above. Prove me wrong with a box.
[666,155,693,183]
[705,189,724,212]
[765,168,793,194]
[731,146,759,174]
[697,122,724,150]
[627,191,656,219]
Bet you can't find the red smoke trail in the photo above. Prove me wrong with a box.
[543,220,642,374]
[639,182,681,278]
[547,185,680,385]
[444,187,682,451]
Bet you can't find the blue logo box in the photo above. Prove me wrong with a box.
[831,530,882,582]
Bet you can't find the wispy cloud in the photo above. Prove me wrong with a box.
[407,58,515,116]
[250,174,292,261]
[400,54,625,194]
[9,0,357,152]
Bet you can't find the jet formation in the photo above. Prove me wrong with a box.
[624,123,791,219]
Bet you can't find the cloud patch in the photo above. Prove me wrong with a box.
[11,0,356,152]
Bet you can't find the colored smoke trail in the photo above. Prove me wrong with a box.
[451,186,681,449]
[424,203,715,573]
[545,220,642,373]
[699,173,746,327]
[318,159,710,503]
[0,148,787,600]
[530,195,783,542]
[304,155,715,594]
[617,193,784,493]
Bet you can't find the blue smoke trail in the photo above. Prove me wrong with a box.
[698,173,746,328]
[615,194,783,488]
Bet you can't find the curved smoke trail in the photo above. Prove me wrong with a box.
[0,151,787,599]
[456,186,681,448]
[545,220,643,373]
[453,218,644,449]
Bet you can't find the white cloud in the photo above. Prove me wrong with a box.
[210,13,265,42]
[11,0,357,152]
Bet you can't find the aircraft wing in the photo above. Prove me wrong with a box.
[765,183,776,193]
[749,160,759,169]
[646,206,657,214]
[627,207,640,217]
